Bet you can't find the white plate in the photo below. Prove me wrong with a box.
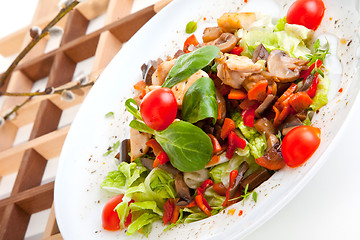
[54,0,360,239]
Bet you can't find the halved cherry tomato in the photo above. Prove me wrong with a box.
[102,194,124,231]
[140,88,177,131]
[281,125,321,167]
[286,0,325,31]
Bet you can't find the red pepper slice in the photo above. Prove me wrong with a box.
[207,134,222,154]
[229,46,244,55]
[300,59,323,80]
[222,170,238,207]
[226,131,247,159]
[200,179,214,191]
[241,106,257,127]
[163,199,174,225]
[220,118,236,140]
[306,74,319,98]
[157,151,170,165]
[183,34,199,52]
[195,195,212,217]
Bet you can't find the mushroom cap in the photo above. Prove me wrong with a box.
[213,33,238,53]
[267,50,308,82]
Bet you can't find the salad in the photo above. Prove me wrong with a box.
[100,0,329,236]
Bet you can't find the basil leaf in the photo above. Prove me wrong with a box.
[182,77,218,124]
[125,98,142,120]
[186,21,198,34]
[155,121,212,172]
[129,120,155,134]
[162,46,220,88]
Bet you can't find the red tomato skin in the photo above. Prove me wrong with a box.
[286,0,325,31]
[140,88,177,131]
[102,194,124,231]
[281,126,321,167]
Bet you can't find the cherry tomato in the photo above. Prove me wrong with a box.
[281,126,321,167]
[286,0,325,30]
[140,88,177,131]
[102,194,124,231]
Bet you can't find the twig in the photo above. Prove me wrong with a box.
[1,81,94,97]
[3,97,33,120]
[0,0,80,88]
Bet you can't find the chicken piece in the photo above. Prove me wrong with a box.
[151,59,176,86]
[217,12,256,33]
[130,128,151,161]
[216,54,263,89]
[171,70,209,107]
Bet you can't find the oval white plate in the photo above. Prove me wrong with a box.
[54,0,360,239]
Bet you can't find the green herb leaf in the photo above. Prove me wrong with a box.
[125,98,142,120]
[307,39,330,65]
[162,46,220,88]
[105,111,114,118]
[252,191,257,203]
[211,62,218,72]
[155,121,213,172]
[186,21,198,34]
[103,140,120,156]
[182,77,218,124]
[129,120,155,135]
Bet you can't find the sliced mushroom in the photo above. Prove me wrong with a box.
[267,50,309,82]
[252,43,269,63]
[175,173,193,203]
[240,168,272,191]
[297,74,315,92]
[183,169,209,189]
[254,118,276,138]
[266,134,279,152]
[203,27,223,43]
[280,115,303,135]
[141,158,155,171]
[228,161,249,198]
[130,128,151,161]
[217,12,256,32]
[141,59,163,85]
[216,53,263,89]
[255,144,285,170]
[213,33,238,53]
[255,94,276,117]
[215,88,226,125]
[120,139,131,163]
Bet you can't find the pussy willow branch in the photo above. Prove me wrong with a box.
[1,81,94,97]
[1,81,94,120]
[0,0,79,88]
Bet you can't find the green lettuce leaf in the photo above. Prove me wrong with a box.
[204,188,226,207]
[126,213,160,235]
[274,16,286,32]
[130,201,163,216]
[144,168,176,204]
[310,75,330,111]
[247,134,267,159]
[209,162,228,184]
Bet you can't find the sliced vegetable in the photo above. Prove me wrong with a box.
[195,194,212,217]
[207,134,222,154]
[229,46,244,55]
[102,194,124,230]
[220,118,236,139]
[163,199,175,225]
[183,34,199,52]
[228,89,247,100]
[286,0,325,30]
[247,80,268,102]
[162,46,220,88]
[288,92,313,112]
[182,77,218,124]
[241,105,257,127]
[281,125,321,167]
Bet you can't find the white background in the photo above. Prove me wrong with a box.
[0,0,360,240]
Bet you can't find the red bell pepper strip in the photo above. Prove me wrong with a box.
[239,99,259,110]
[222,170,238,207]
[180,200,197,208]
[207,134,222,154]
[226,131,247,159]
[241,105,257,127]
[200,179,214,191]
[247,80,268,102]
[171,205,180,224]
[146,139,163,156]
[157,151,170,165]
[163,199,174,225]
[229,46,244,55]
[306,74,319,98]
[195,195,212,217]
[183,34,199,52]
[274,83,297,109]
[288,92,313,112]
[228,89,247,100]
[220,118,236,140]
[299,59,323,80]
[206,155,220,167]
